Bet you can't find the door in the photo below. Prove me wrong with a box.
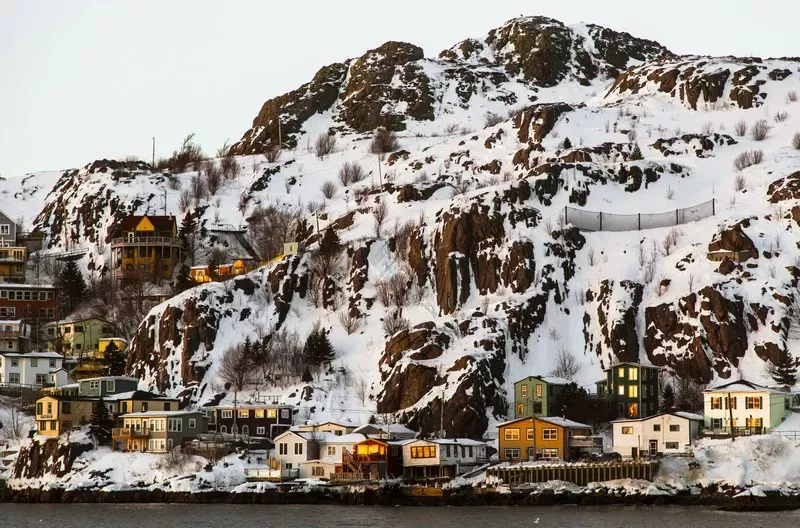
[649,440,658,457]
[631,447,638,459]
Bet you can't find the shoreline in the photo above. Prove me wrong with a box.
[1,486,797,511]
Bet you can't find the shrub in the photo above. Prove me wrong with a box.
[315,133,337,159]
[202,161,222,196]
[750,119,771,141]
[733,119,748,137]
[320,181,337,199]
[444,123,459,135]
[164,133,205,172]
[701,121,714,134]
[220,155,238,180]
[787,90,798,104]
[561,137,572,149]
[734,173,746,192]
[369,128,399,154]
[338,161,365,186]
[775,111,790,123]
[382,309,410,336]
[629,143,643,161]
[373,200,388,238]
[265,144,282,163]
[338,311,361,335]
[793,132,800,150]
[484,112,504,128]
[733,149,764,171]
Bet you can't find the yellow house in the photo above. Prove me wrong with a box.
[98,337,128,354]
[35,395,95,437]
[111,215,181,287]
[0,246,27,282]
[497,416,594,462]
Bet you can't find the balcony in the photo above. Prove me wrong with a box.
[112,427,150,438]
[111,237,181,248]
[569,435,604,448]
[244,467,299,481]
[38,414,53,420]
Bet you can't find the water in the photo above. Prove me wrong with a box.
[0,504,797,528]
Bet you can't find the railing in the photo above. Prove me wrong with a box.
[488,460,659,487]
[330,472,372,483]
[243,467,299,481]
[111,237,181,246]
[772,430,800,440]
[703,426,767,436]
[112,427,149,438]
[38,414,53,420]
[0,331,22,339]
[564,199,715,232]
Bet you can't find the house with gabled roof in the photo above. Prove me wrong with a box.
[612,411,703,457]
[110,215,181,287]
[497,416,599,462]
[513,375,571,418]
[703,379,791,435]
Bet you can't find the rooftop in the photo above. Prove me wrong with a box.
[353,423,416,435]
[705,379,782,394]
[0,351,62,358]
[118,215,177,232]
[516,375,571,385]
[79,375,140,384]
[102,390,177,402]
[120,410,203,418]
[612,411,704,423]
[607,362,660,370]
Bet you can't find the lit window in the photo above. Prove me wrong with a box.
[628,368,638,381]
[526,428,533,440]
[516,403,525,416]
[268,409,278,418]
[238,409,250,418]
[628,385,638,398]
[541,449,559,459]
[504,428,520,441]
[535,384,542,398]
[745,397,762,410]
[618,367,625,379]
[255,409,265,418]
[520,385,527,397]
[628,403,639,418]
[710,397,722,410]
[618,385,625,396]
[621,426,634,435]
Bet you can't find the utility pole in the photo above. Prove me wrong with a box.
[163,188,167,215]
[277,117,282,148]
[728,392,736,442]
[152,137,156,166]
[377,153,383,187]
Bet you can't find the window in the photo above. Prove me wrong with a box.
[255,409,265,418]
[164,403,171,411]
[520,385,527,397]
[105,380,115,392]
[280,409,289,419]
[334,430,342,436]
[11,358,18,367]
[504,448,520,459]
[533,402,542,414]
[653,424,661,432]
[745,397,762,410]
[665,442,679,450]
[168,418,182,432]
[74,325,84,333]
[327,446,336,456]
[220,426,228,434]
[535,384,542,398]
[189,418,196,429]
[542,428,558,441]
[628,385,638,398]
[267,409,277,418]
[628,403,639,418]
[294,443,303,455]
[629,368,638,381]
[669,424,680,432]
[746,417,763,428]
[516,403,525,416]
[618,367,625,379]
[311,466,325,477]
[711,418,722,428]
[36,402,42,415]
[242,425,249,436]
[541,449,559,459]
[141,402,148,412]
[411,446,437,458]
[279,443,287,455]
[9,373,20,383]
[89,380,99,390]
[504,428,520,441]
[238,409,250,418]
[617,385,625,396]
[256,427,265,435]
[0,225,9,235]
[35,373,48,384]
[526,428,534,440]
[711,397,722,410]
[49,359,56,368]
[725,397,737,409]
[64,327,71,334]
[621,426,634,435]
[62,402,71,414]
[221,410,233,419]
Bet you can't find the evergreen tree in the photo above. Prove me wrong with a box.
[89,397,113,446]
[173,263,194,294]
[561,137,572,149]
[57,260,88,313]
[315,328,335,364]
[630,143,644,161]
[179,213,199,265]
[773,349,798,386]
[303,326,336,367]
[660,384,676,411]
[368,414,378,424]
[301,366,313,383]
[318,228,342,259]
[553,382,591,422]
[101,341,126,376]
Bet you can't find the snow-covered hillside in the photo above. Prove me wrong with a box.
[2,15,800,439]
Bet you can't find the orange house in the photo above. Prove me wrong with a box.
[336,438,403,480]
[497,416,595,462]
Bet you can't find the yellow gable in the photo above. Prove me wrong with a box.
[135,217,155,232]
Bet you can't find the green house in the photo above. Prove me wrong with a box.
[599,362,660,419]
[513,376,570,419]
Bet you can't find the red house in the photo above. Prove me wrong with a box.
[335,438,403,481]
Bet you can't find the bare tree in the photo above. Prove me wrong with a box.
[314,133,337,159]
[219,344,253,441]
[382,309,409,336]
[338,311,361,335]
[369,128,400,154]
[178,190,191,212]
[484,112,504,128]
[675,376,704,412]
[265,144,282,163]
[372,200,389,238]
[320,181,337,199]
[338,161,366,186]
[354,378,369,406]
[1,399,25,440]
[190,173,208,205]
[248,204,302,261]
[202,161,223,196]
[549,346,581,380]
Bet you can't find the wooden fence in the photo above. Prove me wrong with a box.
[487,460,659,487]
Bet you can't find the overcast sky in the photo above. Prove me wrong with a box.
[1,0,796,178]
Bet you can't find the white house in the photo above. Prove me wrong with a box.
[352,423,416,440]
[401,438,489,481]
[0,351,66,387]
[703,379,791,434]
[273,430,370,479]
[612,412,703,457]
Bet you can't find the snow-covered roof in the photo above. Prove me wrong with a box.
[773,412,800,432]
[212,403,292,409]
[607,362,659,369]
[674,411,704,421]
[430,438,488,446]
[516,375,571,385]
[319,433,367,444]
[0,283,55,289]
[539,416,592,429]
[121,410,203,417]
[0,351,62,358]
[79,375,140,383]
[296,420,357,428]
[705,379,783,394]
[613,411,703,423]
[102,390,176,402]
[387,439,418,446]
[353,424,416,435]
[99,337,128,343]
